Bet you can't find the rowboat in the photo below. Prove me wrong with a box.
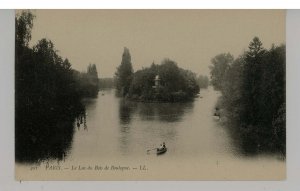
[156,147,167,155]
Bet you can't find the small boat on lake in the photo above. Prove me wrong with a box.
[156,147,167,155]
[147,142,167,155]
[157,142,167,155]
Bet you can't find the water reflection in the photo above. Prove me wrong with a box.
[17,87,285,178]
[118,128,131,156]
[76,114,88,131]
[118,99,137,125]
[116,98,194,156]
[156,102,194,122]
[118,99,195,124]
[138,103,156,121]
[15,103,86,163]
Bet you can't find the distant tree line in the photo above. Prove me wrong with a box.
[15,11,99,162]
[73,63,99,97]
[99,78,115,89]
[115,48,200,102]
[210,37,285,155]
[197,75,209,89]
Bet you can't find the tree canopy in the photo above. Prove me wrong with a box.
[15,11,99,162]
[15,10,35,48]
[209,53,234,90]
[210,37,286,155]
[115,47,134,96]
[128,59,199,102]
[197,75,209,89]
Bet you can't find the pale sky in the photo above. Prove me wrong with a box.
[28,10,285,78]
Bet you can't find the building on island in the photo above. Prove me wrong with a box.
[153,75,161,93]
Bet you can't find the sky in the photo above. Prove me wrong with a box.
[28,10,285,78]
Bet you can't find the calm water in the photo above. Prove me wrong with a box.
[16,87,285,180]
[69,88,236,160]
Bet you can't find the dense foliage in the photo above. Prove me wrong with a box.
[197,75,209,89]
[209,53,234,90]
[99,78,115,89]
[114,47,199,102]
[115,47,134,96]
[128,59,200,102]
[73,64,99,97]
[210,37,286,155]
[15,11,99,162]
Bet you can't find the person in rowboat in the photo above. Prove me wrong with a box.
[158,142,166,150]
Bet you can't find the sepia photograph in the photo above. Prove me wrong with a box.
[15,10,286,180]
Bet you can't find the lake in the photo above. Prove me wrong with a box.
[16,87,285,180]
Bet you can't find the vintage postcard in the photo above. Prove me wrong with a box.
[15,10,286,180]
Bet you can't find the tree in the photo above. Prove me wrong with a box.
[212,37,286,155]
[87,63,99,93]
[15,10,35,49]
[197,75,209,89]
[15,11,36,98]
[15,11,87,162]
[158,59,184,93]
[209,53,234,90]
[247,37,264,58]
[87,63,98,79]
[241,37,266,126]
[260,44,286,153]
[115,47,134,96]
[73,63,100,98]
[220,54,245,121]
[128,59,199,102]
[85,63,99,97]
[99,78,115,89]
